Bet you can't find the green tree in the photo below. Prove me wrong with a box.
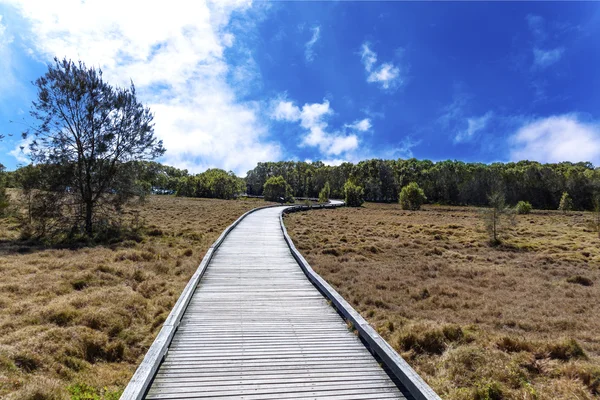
[482,191,515,246]
[318,182,331,203]
[515,201,532,215]
[263,176,294,203]
[344,180,364,207]
[558,192,573,213]
[24,58,165,237]
[0,164,9,216]
[399,182,427,210]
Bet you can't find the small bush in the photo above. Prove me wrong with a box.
[45,307,79,326]
[559,192,573,213]
[399,330,446,355]
[263,176,294,203]
[548,338,587,361]
[399,182,427,211]
[318,182,330,203]
[567,275,593,286]
[474,380,504,400]
[496,336,534,353]
[344,181,364,207]
[68,383,122,400]
[515,201,532,214]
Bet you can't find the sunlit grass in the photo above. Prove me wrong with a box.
[285,203,600,399]
[0,195,267,399]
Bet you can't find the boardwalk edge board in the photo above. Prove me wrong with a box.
[280,202,442,400]
[120,204,283,400]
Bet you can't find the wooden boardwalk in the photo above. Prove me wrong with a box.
[143,206,408,399]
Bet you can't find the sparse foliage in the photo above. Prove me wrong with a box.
[344,180,364,207]
[559,192,573,213]
[263,176,294,203]
[515,200,532,215]
[23,58,164,239]
[0,163,9,216]
[399,182,426,210]
[318,182,331,203]
[482,191,515,246]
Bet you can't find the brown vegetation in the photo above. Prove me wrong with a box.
[285,203,600,399]
[0,195,267,399]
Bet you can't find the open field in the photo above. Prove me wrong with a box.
[0,195,270,399]
[285,203,600,400]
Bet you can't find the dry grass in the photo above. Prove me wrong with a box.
[0,195,269,399]
[285,203,600,399]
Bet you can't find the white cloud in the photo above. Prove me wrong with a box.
[360,42,377,72]
[346,118,372,132]
[304,25,320,62]
[272,100,301,121]
[4,0,280,175]
[9,137,31,164]
[360,43,402,91]
[526,14,546,42]
[0,15,18,93]
[533,47,564,68]
[454,111,493,143]
[271,98,361,156]
[367,63,400,89]
[509,115,600,165]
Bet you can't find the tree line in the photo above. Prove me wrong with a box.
[244,159,600,210]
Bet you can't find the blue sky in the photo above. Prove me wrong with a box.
[0,1,599,174]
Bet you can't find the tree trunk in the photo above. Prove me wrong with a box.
[85,201,93,236]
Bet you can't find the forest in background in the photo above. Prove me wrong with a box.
[2,158,599,210]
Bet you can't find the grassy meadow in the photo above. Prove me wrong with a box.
[0,195,269,399]
[285,203,600,400]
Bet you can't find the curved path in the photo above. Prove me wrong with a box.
[123,204,439,399]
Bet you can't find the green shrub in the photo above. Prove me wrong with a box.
[566,275,593,286]
[474,380,503,400]
[263,176,294,203]
[399,182,426,211]
[344,181,364,207]
[548,338,587,361]
[515,200,532,214]
[318,182,330,203]
[559,192,573,213]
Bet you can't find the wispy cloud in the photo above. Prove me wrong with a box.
[526,14,546,42]
[360,42,402,91]
[532,47,564,69]
[526,15,565,70]
[304,25,320,63]
[271,98,364,156]
[345,118,372,132]
[509,114,600,166]
[439,90,495,145]
[360,43,377,72]
[387,136,420,159]
[454,112,493,143]
[4,0,280,175]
